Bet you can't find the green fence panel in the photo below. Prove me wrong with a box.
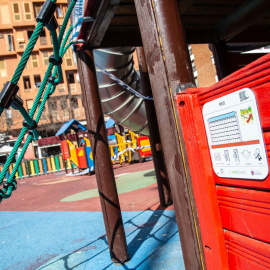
[55,156,60,171]
[18,164,23,178]
[34,160,39,175]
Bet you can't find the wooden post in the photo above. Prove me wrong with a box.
[64,159,67,174]
[76,49,129,263]
[136,47,172,207]
[210,41,231,80]
[134,0,205,268]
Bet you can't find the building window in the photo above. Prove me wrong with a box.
[52,111,59,122]
[26,99,33,113]
[0,4,11,24]
[58,84,65,92]
[65,47,73,67]
[211,55,215,65]
[40,30,47,45]
[195,78,199,87]
[48,100,57,110]
[23,76,31,90]
[5,108,12,119]
[56,5,64,18]
[34,75,41,88]
[12,3,21,21]
[0,58,7,77]
[6,34,14,51]
[34,3,42,17]
[42,51,49,65]
[70,97,78,108]
[23,3,32,20]
[31,53,39,68]
[67,71,75,84]
[5,109,13,126]
[27,30,33,40]
[60,99,67,109]
[16,30,25,49]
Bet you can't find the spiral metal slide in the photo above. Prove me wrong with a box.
[93,47,149,136]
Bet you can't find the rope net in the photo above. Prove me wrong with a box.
[0,0,77,202]
[0,0,154,202]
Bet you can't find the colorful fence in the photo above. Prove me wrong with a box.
[0,155,74,180]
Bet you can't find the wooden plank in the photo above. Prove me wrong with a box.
[182,15,223,25]
[120,0,134,3]
[88,0,121,47]
[214,0,270,41]
[229,29,270,43]
[193,0,244,5]
[76,50,128,262]
[107,25,140,32]
[184,24,212,30]
[135,0,205,268]
[98,30,142,47]
[179,0,195,15]
[110,15,138,25]
[185,4,235,16]
[115,4,137,15]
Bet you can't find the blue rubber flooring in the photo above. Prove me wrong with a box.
[0,210,184,270]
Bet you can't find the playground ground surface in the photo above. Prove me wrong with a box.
[0,161,185,270]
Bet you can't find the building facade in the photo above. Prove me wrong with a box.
[0,0,86,141]
[0,0,218,159]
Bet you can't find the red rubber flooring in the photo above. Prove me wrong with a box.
[1,161,174,212]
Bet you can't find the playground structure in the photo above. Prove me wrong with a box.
[1,0,270,269]
[60,130,151,174]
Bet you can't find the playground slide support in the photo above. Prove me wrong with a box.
[76,49,129,263]
[136,47,172,207]
[135,0,206,269]
[210,41,231,81]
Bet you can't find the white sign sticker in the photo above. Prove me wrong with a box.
[202,88,269,180]
[70,0,85,43]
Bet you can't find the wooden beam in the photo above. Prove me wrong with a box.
[115,4,137,15]
[88,0,121,47]
[136,47,173,207]
[135,0,206,268]
[213,0,270,41]
[95,30,142,48]
[76,49,129,263]
[178,0,194,15]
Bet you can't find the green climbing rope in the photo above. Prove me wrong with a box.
[0,0,78,202]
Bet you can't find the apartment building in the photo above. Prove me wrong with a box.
[0,0,86,140]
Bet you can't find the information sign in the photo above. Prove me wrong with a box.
[203,88,268,180]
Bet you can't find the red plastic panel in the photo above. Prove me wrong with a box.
[217,185,270,244]
[187,53,270,130]
[61,140,70,160]
[186,53,270,190]
[137,136,152,157]
[224,230,270,269]
[76,147,89,169]
[177,53,270,269]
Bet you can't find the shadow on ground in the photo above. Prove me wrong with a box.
[34,204,183,270]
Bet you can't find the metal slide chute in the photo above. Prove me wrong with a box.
[93,47,149,135]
